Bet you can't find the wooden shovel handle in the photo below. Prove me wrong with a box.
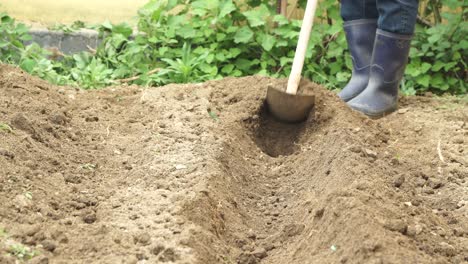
[286,0,318,95]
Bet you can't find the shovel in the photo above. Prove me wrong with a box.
[266,0,318,123]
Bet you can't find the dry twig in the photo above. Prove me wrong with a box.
[437,139,446,163]
[117,68,161,83]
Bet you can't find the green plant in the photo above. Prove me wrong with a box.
[48,20,89,33]
[403,0,467,95]
[0,0,466,94]
[158,43,210,83]
[0,123,13,133]
[8,244,38,260]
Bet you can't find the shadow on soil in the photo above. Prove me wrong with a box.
[245,102,307,157]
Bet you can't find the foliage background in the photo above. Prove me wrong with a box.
[0,0,466,94]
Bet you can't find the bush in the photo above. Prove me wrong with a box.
[0,0,466,94]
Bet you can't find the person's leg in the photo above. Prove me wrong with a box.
[339,0,379,101]
[347,0,419,117]
[340,0,379,21]
[377,0,418,35]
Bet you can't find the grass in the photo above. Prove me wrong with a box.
[8,243,38,260]
[0,123,13,133]
[0,228,39,261]
[0,0,148,25]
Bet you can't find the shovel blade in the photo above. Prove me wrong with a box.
[266,85,315,123]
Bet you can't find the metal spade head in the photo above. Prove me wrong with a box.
[266,85,315,123]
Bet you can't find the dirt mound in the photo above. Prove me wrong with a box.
[0,64,466,264]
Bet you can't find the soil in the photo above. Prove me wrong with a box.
[0,64,467,264]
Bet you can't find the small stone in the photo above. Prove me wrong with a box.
[136,252,148,260]
[282,224,305,237]
[424,188,435,194]
[412,199,421,206]
[85,116,99,122]
[237,252,258,264]
[404,202,412,207]
[151,245,165,255]
[314,208,325,218]
[364,149,377,159]
[0,148,15,159]
[264,244,275,251]
[246,229,256,240]
[406,225,423,236]
[429,179,444,189]
[252,247,267,259]
[82,213,97,224]
[25,225,41,236]
[348,145,361,153]
[13,194,33,209]
[134,233,151,245]
[456,200,466,209]
[384,219,407,234]
[393,175,405,188]
[437,242,456,257]
[175,164,187,170]
[129,214,139,220]
[42,240,57,252]
[398,108,409,114]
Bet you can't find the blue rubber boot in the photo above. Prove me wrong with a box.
[338,19,377,102]
[347,29,413,117]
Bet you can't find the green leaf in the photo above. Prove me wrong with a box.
[234,27,253,43]
[20,59,37,73]
[235,58,252,71]
[258,33,275,51]
[221,64,234,74]
[216,52,226,61]
[432,61,444,71]
[273,15,289,26]
[420,62,432,74]
[443,62,457,71]
[243,4,270,27]
[219,0,236,18]
[176,25,196,38]
[112,23,133,38]
[227,48,241,58]
[101,20,113,30]
[416,75,430,87]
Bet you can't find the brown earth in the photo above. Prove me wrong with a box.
[0,64,467,264]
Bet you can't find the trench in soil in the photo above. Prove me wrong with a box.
[0,67,467,264]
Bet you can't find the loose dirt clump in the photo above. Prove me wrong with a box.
[0,64,467,264]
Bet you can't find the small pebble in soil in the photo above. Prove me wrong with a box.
[246,229,256,240]
[348,145,362,153]
[0,148,15,159]
[42,240,57,252]
[85,116,99,122]
[252,247,268,259]
[364,149,378,160]
[82,213,97,224]
[129,214,139,220]
[175,164,187,170]
[134,233,151,245]
[406,224,423,236]
[237,252,258,264]
[384,219,407,234]
[393,175,405,188]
